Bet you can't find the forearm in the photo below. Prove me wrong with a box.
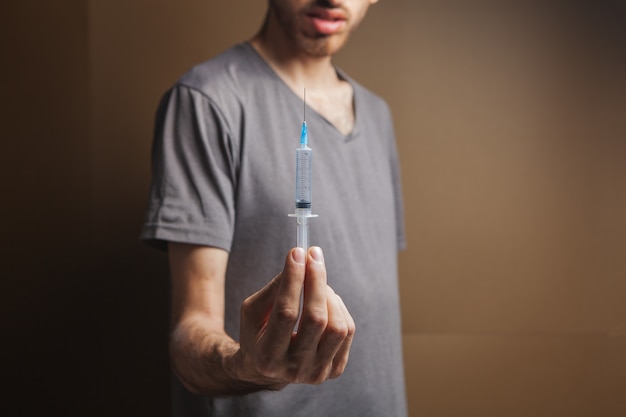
[169,316,285,397]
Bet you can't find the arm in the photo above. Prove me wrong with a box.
[168,242,266,395]
[167,242,355,397]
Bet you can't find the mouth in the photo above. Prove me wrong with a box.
[305,8,347,36]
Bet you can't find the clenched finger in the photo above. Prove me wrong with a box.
[328,293,355,379]
[314,286,350,381]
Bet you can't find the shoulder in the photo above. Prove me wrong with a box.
[155,43,279,135]
[167,43,271,112]
[181,44,259,88]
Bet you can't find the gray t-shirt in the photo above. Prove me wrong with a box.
[142,42,407,417]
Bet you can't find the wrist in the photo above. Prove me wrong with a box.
[223,344,287,392]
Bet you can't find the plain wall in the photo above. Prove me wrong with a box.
[2,1,625,416]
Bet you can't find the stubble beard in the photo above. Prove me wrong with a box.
[270,1,351,58]
[296,35,348,58]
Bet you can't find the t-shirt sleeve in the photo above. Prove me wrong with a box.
[140,84,238,251]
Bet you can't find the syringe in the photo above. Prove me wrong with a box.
[288,89,318,252]
[288,90,318,333]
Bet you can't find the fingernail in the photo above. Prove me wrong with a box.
[310,246,324,263]
[292,247,305,264]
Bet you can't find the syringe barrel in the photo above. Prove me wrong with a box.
[295,145,312,209]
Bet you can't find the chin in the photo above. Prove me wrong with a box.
[300,35,349,58]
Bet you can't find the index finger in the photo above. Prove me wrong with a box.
[259,247,306,356]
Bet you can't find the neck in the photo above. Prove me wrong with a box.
[249,12,341,96]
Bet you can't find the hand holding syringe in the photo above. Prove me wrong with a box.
[222,92,354,385]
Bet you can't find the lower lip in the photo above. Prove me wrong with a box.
[309,16,346,35]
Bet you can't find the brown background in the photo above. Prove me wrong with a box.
[2,1,625,416]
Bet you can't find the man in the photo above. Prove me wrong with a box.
[141,0,407,415]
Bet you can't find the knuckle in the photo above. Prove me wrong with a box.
[346,320,356,337]
[304,310,328,331]
[329,359,347,379]
[275,306,299,325]
[326,322,349,340]
[240,297,254,315]
[329,367,343,379]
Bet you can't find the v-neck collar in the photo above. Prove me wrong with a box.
[242,41,362,141]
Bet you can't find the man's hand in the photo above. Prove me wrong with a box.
[168,243,354,396]
[231,246,355,387]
